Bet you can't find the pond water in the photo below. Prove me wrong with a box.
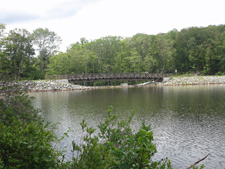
[30,84,225,168]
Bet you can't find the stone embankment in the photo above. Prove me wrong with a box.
[3,80,88,92]
[159,76,225,86]
[1,79,135,92]
[2,76,225,92]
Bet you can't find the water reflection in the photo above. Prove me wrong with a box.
[30,85,225,168]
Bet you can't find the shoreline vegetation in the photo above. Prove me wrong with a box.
[2,75,225,92]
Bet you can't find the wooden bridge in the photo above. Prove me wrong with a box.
[46,73,163,83]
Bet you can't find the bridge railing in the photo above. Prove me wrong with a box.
[46,73,163,82]
[67,73,163,82]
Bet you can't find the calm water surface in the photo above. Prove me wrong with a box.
[30,84,225,169]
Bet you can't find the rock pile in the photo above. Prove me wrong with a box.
[1,80,137,92]
[1,80,83,92]
[29,81,83,92]
[159,76,225,86]
[2,76,225,92]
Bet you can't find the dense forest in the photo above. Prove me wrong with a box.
[1,23,225,80]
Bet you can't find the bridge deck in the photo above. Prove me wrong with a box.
[66,73,163,82]
[45,73,163,82]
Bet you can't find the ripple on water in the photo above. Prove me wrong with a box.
[151,108,225,168]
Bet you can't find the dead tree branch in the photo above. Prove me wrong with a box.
[185,153,210,169]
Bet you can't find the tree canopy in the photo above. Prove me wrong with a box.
[0,25,61,80]
[1,24,225,80]
[46,25,225,76]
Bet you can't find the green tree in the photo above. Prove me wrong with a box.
[67,43,86,74]
[1,28,35,80]
[32,28,62,77]
[174,28,190,73]
[46,52,70,75]
[218,29,225,73]
[0,23,6,44]
[0,24,6,78]
[86,36,122,73]
[130,33,153,72]
[114,38,132,73]
[130,49,141,73]
[144,53,157,73]
[151,33,174,73]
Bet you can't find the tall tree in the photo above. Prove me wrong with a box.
[174,28,190,73]
[46,52,70,75]
[114,38,131,73]
[1,28,35,79]
[0,24,6,79]
[32,28,62,77]
[151,33,174,73]
[86,36,122,73]
[0,24,6,45]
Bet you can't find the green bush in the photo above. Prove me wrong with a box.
[71,106,172,169]
[216,71,222,76]
[0,84,42,124]
[0,83,66,169]
[0,115,59,168]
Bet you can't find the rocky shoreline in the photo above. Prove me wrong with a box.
[2,76,225,92]
[158,76,225,86]
[1,79,136,92]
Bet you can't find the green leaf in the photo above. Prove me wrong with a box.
[42,155,52,162]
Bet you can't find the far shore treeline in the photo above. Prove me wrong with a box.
[1,23,225,80]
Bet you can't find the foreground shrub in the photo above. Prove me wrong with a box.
[0,83,42,124]
[0,83,66,169]
[0,115,59,168]
[71,106,172,169]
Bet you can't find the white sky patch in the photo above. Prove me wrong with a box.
[1,0,225,52]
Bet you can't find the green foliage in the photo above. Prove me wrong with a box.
[0,83,66,169]
[45,25,225,76]
[0,24,62,80]
[0,83,41,124]
[0,28,35,80]
[46,52,70,75]
[0,116,59,169]
[71,106,173,169]
[2,23,225,79]
[216,71,222,76]
[32,28,62,75]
